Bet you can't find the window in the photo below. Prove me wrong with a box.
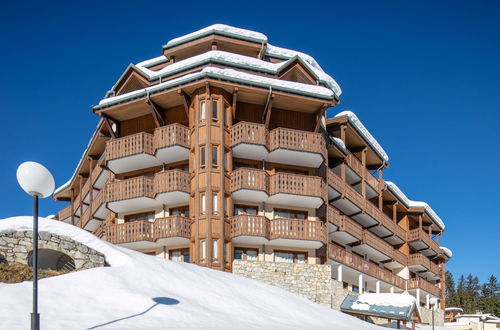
[223,104,228,126]
[352,285,359,293]
[212,193,218,215]
[211,100,218,122]
[124,212,155,222]
[234,248,258,261]
[200,101,206,123]
[212,145,218,166]
[201,240,206,261]
[200,146,206,167]
[223,152,227,170]
[274,251,308,264]
[212,240,218,262]
[169,206,189,218]
[274,209,307,220]
[170,248,190,263]
[223,197,228,216]
[201,193,206,214]
[234,205,258,216]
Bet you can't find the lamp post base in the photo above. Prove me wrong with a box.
[31,312,40,330]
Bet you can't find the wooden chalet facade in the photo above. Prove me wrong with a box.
[53,24,450,310]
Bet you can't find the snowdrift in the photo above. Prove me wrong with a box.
[0,216,381,329]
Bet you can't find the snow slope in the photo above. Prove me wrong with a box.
[0,217,381,330]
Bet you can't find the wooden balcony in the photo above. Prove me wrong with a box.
[230,168,268,192]
[105,176,154,203]
[362,230,394,258]
[269,219,325,248]
[345,153,380,191]
[393,249,408,266]
[230,121,267,147]
[268,172,325,208]
[328,244,406,290]
[107,216,191,246]
[107,220,155,244]
[154,216,191,241]
[407,229,440,254]
[269,127,326,158]
[327,206,363,241]
[230,215,269,244]
[106,132,154,161]
[154,170,190,195]
[409,277,440,297]
[408,253,440,275]
[153,124,190,164]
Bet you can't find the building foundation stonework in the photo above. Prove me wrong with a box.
[0,230,105,271]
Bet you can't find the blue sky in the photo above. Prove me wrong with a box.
[0,1,498,282]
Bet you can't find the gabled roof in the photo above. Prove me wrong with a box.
[341,294,421,321]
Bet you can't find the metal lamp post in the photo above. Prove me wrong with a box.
[16,161,55,330]
[429,297,438,330]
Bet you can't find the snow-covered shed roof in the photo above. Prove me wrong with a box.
[385,181,445,230]
[445,307,463,312]
[341,293,420,321]
[332,111,389,163]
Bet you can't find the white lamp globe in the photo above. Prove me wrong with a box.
[16,161,55,198]
[429,297,438,306]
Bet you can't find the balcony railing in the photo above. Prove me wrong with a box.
[393,249,408,266]
[269,127,326,158]
[230,215,269,238]
[327,206,363,240]
[107,216,191,245]
[154,170,190,195]
[269,219,326,242]
[345,153,380,191]
[328,244,406,290]
[154,216,191,240]
[107,220,155,244]
[409,277,440,297]
[362,230,394,258]
[153,123,190,150]
[105,176,154,203]
[269,172,325,199]
[58,204,72,221]
[230,168,268,192]
[230,121,267,147]
[106,132,154,161]
[408,253,440,275]
[407,229,440,254]
[327,167,344,192]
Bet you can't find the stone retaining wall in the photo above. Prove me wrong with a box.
[0,231,105,271]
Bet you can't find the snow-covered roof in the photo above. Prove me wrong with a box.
[0,216,383,330]
[330,136,348,154]
[96,66,335,110]
[163,24,268,49]
[385,181,445,230]
[131,50,340,96]
[440,246,453,258]
[341,294,419,321]
[445,307,463,312]
[332,111,389,163]
[54,119,104,196]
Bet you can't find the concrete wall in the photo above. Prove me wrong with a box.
[0,231,105,271]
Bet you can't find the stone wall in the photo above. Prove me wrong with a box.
[0,231,105,271]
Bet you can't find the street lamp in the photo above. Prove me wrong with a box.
[16,161,55,330]
[429,297,438,330]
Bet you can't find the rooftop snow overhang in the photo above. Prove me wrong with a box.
[440,246,453,258]
[162,24,268,50]
[340,294,420,322]
[95,66,335,113]
[326,111,389,167]
[385,181,445,230]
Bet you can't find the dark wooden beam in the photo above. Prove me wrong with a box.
[178,89,191,117]
[314,104,328,133]
[264,94,274,128]
[146,92,165,127]
[101,114,117,138]
[232,88,238,119]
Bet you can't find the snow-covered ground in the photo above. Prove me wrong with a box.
[0,216,386,330]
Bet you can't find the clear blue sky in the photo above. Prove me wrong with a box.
[1,1,498,282]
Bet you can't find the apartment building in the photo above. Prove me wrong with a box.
[53,24,452,310]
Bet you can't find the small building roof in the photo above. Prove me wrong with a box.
[340,294,421,321]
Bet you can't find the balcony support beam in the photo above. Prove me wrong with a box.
[263,93,274,129]
[178,89,191,118]
[101,114,118,139]
[314,104,327,133]
[146,92,165,127]
[232,88,238,119]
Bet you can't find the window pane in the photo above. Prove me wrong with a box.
[223,104,228,125]
[275,252,293,263]
[234,250,243,260]
[297,253,306,263]
[212,193,218,213]
[275,211,289,219]
[201,240,206,259]
[212,101,218,120]
[200,147,206,166]
[171,251,182,262]
[212,240,218,261]
[212,146,218,165]
[201,194,206,213]
[247,250,257,261]
[200,101,206,122]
